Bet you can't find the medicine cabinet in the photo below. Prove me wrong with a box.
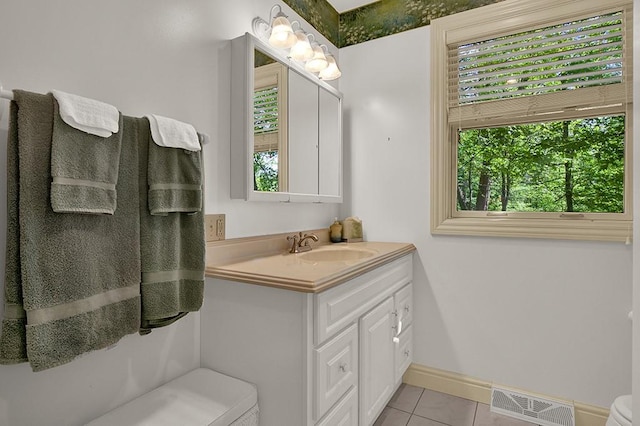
[230,33,343,203]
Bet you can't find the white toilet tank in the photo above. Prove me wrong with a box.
[606,395,631,426]
[86,368,258,426]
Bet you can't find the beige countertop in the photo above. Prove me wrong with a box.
[205,240,416,293]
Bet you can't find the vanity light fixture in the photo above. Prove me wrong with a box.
[252,4,342,80]
[269,7,297,48]
[289,30,314,61]
[319,53,341,81]
[305,42,329,73]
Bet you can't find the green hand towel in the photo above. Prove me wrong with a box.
[147,137,202,216]
[50,99,123,215]
[136,118,205,333]
[0,101,27,365]
[1,90,141,372]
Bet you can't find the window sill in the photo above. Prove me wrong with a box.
[431,216,631,242]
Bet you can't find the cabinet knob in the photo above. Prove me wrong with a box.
[404,349,410,357]
[339,363,347,372]
[392,310,398,317]
[404,305,410,313]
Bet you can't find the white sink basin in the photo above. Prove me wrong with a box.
[299,247,376,262]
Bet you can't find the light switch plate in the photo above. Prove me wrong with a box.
[205,214,225,242]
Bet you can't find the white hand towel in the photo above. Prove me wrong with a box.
[52,90,119,137]
[146,114,201,152]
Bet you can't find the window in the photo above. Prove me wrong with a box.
[430,0,633,241]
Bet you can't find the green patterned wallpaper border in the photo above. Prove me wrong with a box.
[283,0,505,48]
[340,0,505,47]
[283,0,340,47]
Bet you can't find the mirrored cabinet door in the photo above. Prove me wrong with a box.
[253,59,288,194]
[319,88,341,198]
[288,70,319,195]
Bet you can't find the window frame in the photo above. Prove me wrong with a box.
[430,0,633,242]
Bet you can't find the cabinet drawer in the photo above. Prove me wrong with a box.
[314,324,358,421]
[315,255,412,345]
[394,284,413,329]
[316,386,358,426]
[395,324,413,384]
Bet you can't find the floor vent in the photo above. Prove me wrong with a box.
[490,386,575,426]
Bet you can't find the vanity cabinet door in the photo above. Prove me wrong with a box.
[393,284,414,385]
[395,324,413,384]
[394,284,413,330]
[316,386,358,426]
[314,324,358,421]
[360,297,395,426]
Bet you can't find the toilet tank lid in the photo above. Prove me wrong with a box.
[614,395,632,422]
[87,368,258,426]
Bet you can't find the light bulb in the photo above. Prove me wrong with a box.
[305,43,328,73]
[319,54,341,80]
[289,30,313,61]
[269,14,297,48]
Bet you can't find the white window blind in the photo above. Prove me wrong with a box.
[254,85,280,152]
[448,10,629,124]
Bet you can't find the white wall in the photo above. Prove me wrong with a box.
[0,1,339,424]
[340,26,633,408]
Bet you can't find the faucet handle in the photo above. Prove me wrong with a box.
[287,234,300,253]
[300,233,319,246]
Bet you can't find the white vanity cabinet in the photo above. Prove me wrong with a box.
[202,253,414,426]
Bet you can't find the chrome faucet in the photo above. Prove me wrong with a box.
[287,232,319,253]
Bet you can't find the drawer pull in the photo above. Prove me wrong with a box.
[392,320,402,335]
[392,309,398,317]
[404,349,410,357]
[339,363,347,372]
[404,305,410,313]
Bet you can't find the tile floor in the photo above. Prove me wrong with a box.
[374,384,540,426]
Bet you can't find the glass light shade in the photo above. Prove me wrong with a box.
[289,31,313,61]
[269,15,297,48]
[319,55,341,80]
[305,43,328,73]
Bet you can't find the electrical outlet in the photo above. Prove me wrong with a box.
[205,214,225,242]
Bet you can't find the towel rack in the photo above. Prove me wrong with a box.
[0,81,13,100]
[0,83,210,146]
[0,81,10,121]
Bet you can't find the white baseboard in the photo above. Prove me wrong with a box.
[402,363,610,426]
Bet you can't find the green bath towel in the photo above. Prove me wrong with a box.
[136,117,205,333]
[0,101,27,365]
[147,137,202,216]
[0,91,141,371]
[50,99,123,215]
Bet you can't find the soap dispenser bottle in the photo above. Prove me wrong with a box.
[329,218,343,243]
